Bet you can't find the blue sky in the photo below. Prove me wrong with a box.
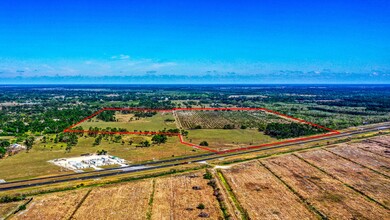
[0,0,389,83]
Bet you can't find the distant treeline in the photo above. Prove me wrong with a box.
[264,122,325,139]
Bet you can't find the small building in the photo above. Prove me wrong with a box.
[7,144,26,155]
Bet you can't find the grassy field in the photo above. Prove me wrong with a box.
[0,136,14,140]
[0,135,205,181]
[79,112,177,131]
[184,129,277,150]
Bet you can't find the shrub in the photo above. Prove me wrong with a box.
[199,141,209,146]
[197,203,205,209]
[194,125,202,129]
[203,170,212,179]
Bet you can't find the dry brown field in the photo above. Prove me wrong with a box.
[327,143,390,175]
[12,189,88,220]
[115,112,135,122]
[298,149,390,208]
[221,162,317,220]
[72,180,152,220]
[0,201,22,219]
[357,140,390,158]
[371,136,390,145]
[262,155,389,219]
[151,172,221,220]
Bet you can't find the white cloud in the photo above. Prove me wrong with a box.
[0,56,389,80]
[111,54,130,60]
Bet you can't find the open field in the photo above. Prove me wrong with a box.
[79,112,177,132]
[2,135,390,219]
[176,110,289,129]
[12,189,89,220]
[327,143,390,176]
[0,136,14,140]
[0,201,23,219]
[356,140,390,158]
[185,129,277,150]
[152,172,221,220]
[221,162,317,219]
[371,136,390,145]
[0,135,205,181]
[72,180,152,219]
[262,155,389,219]
[298,149,390,208]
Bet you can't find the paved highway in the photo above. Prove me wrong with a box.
[1,122,389,191]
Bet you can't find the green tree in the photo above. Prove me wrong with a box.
[152,134,168,144]
[181,130,189,136]
[0,140,10,148]
[197,203,205,209]
[139,140,150,147]
[65,143,72,153]
[0,146,6,158]
[93,135,102,146]
[24,136,35,152]
[199,141,209,146]
[203,170,212,180]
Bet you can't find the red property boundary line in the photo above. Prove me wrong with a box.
[64,107,340,154]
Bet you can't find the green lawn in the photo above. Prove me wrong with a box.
[184,129,277,150]
[79,112,177,132]
[0,136,14,140]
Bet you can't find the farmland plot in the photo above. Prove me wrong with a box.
[356,141,390,158]
[12,189,89,220]
[327,144,390,175]
[371,135,390,145]
[151,172,221,220]
[221,162,317,219]
[72,180,152,220]
[175,111,232,129]
[80,112,177,132]
[175,110,290,130]
[0,202,23,219]
[298,149,390,207]
[185,129,276,150]
[262,155,389,219]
